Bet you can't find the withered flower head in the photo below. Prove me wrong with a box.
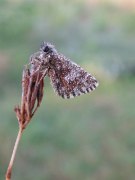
[15,61,47,129]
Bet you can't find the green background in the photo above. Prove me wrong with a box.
[0,0,135,179]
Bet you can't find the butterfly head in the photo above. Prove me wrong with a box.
[40,42,57,55]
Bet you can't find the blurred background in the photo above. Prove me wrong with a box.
[0,0,135,179]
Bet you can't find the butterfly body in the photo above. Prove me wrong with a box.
[30,42,99,99]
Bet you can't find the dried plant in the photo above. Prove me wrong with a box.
[6,61,46,180]
[6,42,98,180]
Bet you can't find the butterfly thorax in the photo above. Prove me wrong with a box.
[30,42,59,70]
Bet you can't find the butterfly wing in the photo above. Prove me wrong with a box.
[48,53,99,99]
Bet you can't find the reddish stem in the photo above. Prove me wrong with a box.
[6,127,23,180]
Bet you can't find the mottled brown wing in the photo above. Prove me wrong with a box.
[48,53,99,99]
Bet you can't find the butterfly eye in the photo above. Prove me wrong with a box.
[43,46,50,53]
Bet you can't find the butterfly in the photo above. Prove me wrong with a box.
[30,42,99,99]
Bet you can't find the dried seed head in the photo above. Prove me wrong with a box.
[14,61,46,129]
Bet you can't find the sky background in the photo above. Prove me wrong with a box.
[0,0,135,180]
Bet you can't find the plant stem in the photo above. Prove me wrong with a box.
[6,127,23,180]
